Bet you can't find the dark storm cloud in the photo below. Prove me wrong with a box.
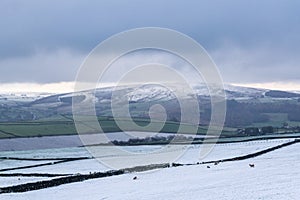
[0,0,299,83]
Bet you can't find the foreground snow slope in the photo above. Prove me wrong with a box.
[2,140,300,200]
[0,139,291,174]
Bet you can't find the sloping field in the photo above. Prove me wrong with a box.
[1,138,299,199]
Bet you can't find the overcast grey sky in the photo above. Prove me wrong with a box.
[0,0,300,92]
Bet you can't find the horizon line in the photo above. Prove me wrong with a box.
[0,81,299,94]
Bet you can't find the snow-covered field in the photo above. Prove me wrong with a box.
[1,139,299,199]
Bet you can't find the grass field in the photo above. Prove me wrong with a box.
[252,113,300,127]
[1,112,299,139]
[0,116,236,139]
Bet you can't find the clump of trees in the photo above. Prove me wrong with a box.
[239,126,274,136]
[238,124,300,136]
[112,135,196,145]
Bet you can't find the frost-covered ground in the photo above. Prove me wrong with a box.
[1,139,300,199]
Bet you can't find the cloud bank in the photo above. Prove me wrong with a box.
[0,0,299,91]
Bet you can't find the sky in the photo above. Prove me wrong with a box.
[0,0,300,93]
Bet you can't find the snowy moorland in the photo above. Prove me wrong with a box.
[1,138,299,199]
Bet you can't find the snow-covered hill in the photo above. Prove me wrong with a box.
[1,83,299,124]
[13,83,298,109]
[1,139,299,199]
[0,92,51,103]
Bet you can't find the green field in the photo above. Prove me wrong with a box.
[2,113,298,139]
[0,116,236,139]
[252,113,300,127]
